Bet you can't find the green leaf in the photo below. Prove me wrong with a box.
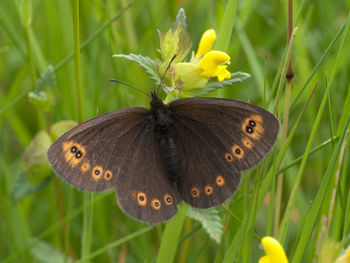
[113,54,160,84]
[156,204,187,263]
[49,120,78,141]
[11,173,52,202]
[185,72,251,96]
[22,130,52,184]
[186,206,223,243]
[20,0,32,27]
[34,65,56,92]
[215,0,239,51]
[28,65,57,111]
[172,8,187,31]
[30,240,73,263]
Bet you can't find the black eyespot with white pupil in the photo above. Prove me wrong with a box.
[94,169,100,175]
[249,120,256,126]
[75,151,83,158]
[235,148,241,154]
[154,201,159,207]
[246,126,253,133]
[71,146,77,153]
[166,197,171,203]
[139,196,144,201]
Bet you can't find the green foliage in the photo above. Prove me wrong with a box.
[186,206,223,243]
[0,1,349,262]
[188,72,251,96]
[113,53,160,85]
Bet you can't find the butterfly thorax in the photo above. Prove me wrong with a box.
[149,93,181,183]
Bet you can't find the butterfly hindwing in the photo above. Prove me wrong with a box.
[169,97,279,208]
[47,108,149,191]
[116,125,180,223]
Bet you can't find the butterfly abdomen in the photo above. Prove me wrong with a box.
[158,135,181,183]
[150,98,181,183]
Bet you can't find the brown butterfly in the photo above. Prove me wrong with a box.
[47,92,279,223]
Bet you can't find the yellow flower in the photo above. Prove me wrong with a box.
[196,29,216,58]
[335,246,350,263]
[163,28,233,101]
[194,29,231,81]
[198,51,231,81]
[259,236,289,263]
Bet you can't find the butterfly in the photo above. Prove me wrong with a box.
[47,92,279,223]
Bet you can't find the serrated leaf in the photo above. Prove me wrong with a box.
[113,54,160,85]
[34,65,56,92]
[186,206,223,243]
[30,240,72,263]
[172,8,187,32]
[204,71,251,91]
[29,65,56,111]
[185,71,251,96]
[171,8,192,62]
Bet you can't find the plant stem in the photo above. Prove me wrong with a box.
[72,0,83,123]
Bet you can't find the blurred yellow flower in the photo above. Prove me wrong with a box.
[259,236,289,263]
[335,246,350,263]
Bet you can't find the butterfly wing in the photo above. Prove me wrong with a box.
[47,108,149,191]
[48,107,180,222]
[169,97,279,208]
[116,125,180,223]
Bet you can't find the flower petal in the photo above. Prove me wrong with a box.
[174,62,209,89]
[335,246,350,263]
[198,50,231,81]
[196,29,216,58]
[260,236,289,263]
[214,65,231,81]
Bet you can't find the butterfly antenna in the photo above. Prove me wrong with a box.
[110,79,151,98]
[157,54,177,94]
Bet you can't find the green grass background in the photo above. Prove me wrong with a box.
[1,0,350,262]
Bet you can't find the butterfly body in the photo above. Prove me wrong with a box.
[48,93,279,223]
[149,93,182,182]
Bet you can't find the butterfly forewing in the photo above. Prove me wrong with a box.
[169,97,279,207]
[47,108,148,191]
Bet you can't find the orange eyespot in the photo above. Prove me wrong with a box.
[92,165,103,180]
[232,145,245,160]
[80,161,90,173]
[225,153,234,162]
[216,175,225,187]
[104,170,113,180]
[242,137,254,149]
[63,141,86,167]
[151,199,161,210]
[241,114,264,140]
[164,194,173,205]
[137,192,147,206]
[190,186,200,198]
[204,185,214,195]
[62,141,74,152]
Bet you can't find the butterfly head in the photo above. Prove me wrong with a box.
[150,92,165,109]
